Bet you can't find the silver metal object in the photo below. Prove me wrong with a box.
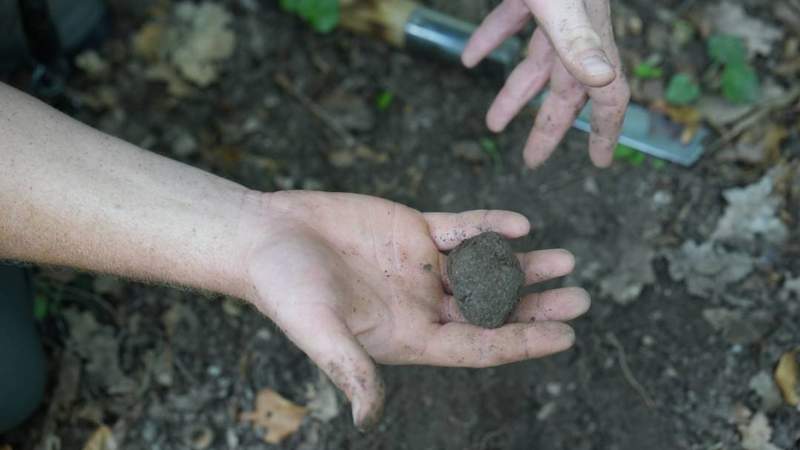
[404,7,521,78]
[402,6,707,166]
[572,100,707,166]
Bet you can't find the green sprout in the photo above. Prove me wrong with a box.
[280,0,339,33]
[479,137,503,169]
[665,73,700,105]
[376,90,394,111]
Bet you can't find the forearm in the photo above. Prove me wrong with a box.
[0,82,263,299]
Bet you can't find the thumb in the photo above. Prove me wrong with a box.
[526,0,615,87]
[283,309,385,430]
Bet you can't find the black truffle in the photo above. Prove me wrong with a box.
[446,232,525,328]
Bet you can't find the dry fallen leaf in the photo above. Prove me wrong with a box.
[240,389,308,444]
[774,349,799,406]
[738,411,781,450]
[132,22,164,61]
[718,124,787,165]
[652,101,702,144]
[82,425,117,450]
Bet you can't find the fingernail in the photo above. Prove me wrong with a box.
[581,53,613,77]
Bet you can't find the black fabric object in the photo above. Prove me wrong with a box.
[0,265,45,433]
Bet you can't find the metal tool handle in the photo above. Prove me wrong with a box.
[404,7,521,78]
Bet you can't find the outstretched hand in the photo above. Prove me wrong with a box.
[463,0,630,167]
[246,191,589,429]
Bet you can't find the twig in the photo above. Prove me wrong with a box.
[606,332,655,408]
[708,88,800,153]
[273,72,357,148]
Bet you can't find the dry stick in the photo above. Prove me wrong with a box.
[708,88,800,153]
[273,73,357,149]
[606,332,656,408]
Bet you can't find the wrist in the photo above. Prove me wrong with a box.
[235,190,331,306]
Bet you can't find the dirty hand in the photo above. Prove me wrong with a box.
[246,191,588,429]
[462,0,630,167]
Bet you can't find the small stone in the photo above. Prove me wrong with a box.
[274,176,295,190]
[628,15,643,35]
[749,371,783,412]
[302,178,325,191]
[172,132,197,157]
[328,149,356,168]
[583,177,600,195]
[142,421,158,442]
[451,141,485,163]
[320,92,375,132]
[226,429,239,448]
[545,382,562,396]
[242,117,261,134]
[653,190,672,208]
[184,425,214,450]
[222,298,242,316]
[75,50,109,78]
[256,328,272,340]
[536,401,557,421]
[93,275,124,297]
[207,365,222,377]
[702,308,774,345]
[446,232,525,328]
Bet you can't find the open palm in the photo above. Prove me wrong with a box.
[247,191,589,428]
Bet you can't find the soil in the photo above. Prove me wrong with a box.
[2,1,800,450]
[447,232,524,328]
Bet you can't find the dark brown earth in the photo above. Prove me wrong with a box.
[2,0,800,449]
[447,232,524,328]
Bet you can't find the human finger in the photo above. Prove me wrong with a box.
[486,28,555,132]
[418,321,576,367]
[522,61,587,167]
[462,0,530,68]
[517,248,575,284]
[423,210,530,251]
[525,0,615,86]
[509,287,590,322]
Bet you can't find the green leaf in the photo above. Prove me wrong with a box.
[721,62,760,103]
[479,137,503,168]
[279,0,295,12]
[633,62,663,79]
[280,0,339,33]
[376,90,394,111]
[708,35,747,66]
[33,295,49,320]
[309,0,339,33]
[665,73,700,105]
[613,143,645,166]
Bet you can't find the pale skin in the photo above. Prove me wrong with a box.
[0,0,627,430]
[463,0,631,167]
[0,82,587,429]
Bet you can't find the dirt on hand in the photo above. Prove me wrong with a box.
[446,232,525,328]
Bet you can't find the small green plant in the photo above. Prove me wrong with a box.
[633,61,663,80]
[613,143,645,165]
[33,294,51,320]
[479,137,503,169]
[707,34,759,103]
[708,35,747,65]
[280,0,339,33]
[376,90,394,111]
[665,73,700,105]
